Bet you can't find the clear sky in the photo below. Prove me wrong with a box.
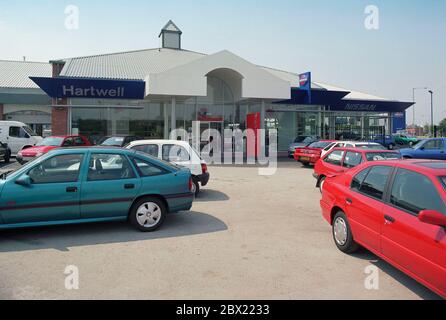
[1,0,444,125]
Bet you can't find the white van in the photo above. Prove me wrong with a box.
[0,121,43,156]
[126,140,209,196]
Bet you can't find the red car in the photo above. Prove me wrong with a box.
[17,135,91,164]
[313,147,401,193]
[320,160,446,298]
[294,140,336,166]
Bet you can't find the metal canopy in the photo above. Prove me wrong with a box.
[275,88,414,113]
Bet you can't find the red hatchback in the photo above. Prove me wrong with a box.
[294,140,336,166]
[313,147,401,193]
[320,160,446,298]
[17,135,91,164]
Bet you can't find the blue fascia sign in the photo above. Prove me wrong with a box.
[392,111,407,133]
[298,72,312,104]
[30,77,146,100]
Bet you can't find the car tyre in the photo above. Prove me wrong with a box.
[332,211,359,254]
[191,177,200,197]
[4,151,10,163]
[318,176,326,193]
[129,197,166,232]
[388,143,395,150]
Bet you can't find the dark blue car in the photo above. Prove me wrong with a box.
[369,135,397,150]
[400,138,446,160]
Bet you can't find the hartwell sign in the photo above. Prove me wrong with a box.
[30,77,146,100]
[62,85,127,98]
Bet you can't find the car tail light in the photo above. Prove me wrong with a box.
[188,177,193,191]
[201,163,208,174]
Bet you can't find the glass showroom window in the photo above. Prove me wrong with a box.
[196,76,234,125]
[175,97,197,134]
[71,102,165,144]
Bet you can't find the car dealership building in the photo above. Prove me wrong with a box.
[1,21,413,153]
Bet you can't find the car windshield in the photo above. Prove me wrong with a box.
[309,141,332,148]
[37,137,64,147]
[411,140,426,149]
[22,126,39,137]
[365,152,401,161]
[101,137,125,146]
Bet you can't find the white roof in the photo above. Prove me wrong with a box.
[0,60,52,89]
[255,68,391,101]
[60,48,205,80]
[55,47,394,101]
[312,81,389,101]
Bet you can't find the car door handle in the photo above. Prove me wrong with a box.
[346,198,353,205]
[66,187,78,193]
[124,184,135,189]
[384,215,396,223]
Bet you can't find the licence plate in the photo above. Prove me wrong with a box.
[300,156,310,162]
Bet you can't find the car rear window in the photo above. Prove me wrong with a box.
[37,137,64,147]
[134,151,181,171]
[309,141,332,149]
[365,152,401,161]
[101,137,125,146]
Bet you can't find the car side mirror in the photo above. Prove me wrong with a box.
[419,210,446,228]
[15,175,32,186]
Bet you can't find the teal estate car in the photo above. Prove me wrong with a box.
[0,147,194,232]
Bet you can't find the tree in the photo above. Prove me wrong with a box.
[439,118,446,137]
[423,123,432,136]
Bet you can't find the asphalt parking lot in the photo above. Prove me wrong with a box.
[0,159,441,300]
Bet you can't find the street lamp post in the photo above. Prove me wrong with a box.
[412,87,428,126]
[429,90,434,137]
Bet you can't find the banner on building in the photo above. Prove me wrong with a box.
[298,72,312,104]
[30,77,146,100]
